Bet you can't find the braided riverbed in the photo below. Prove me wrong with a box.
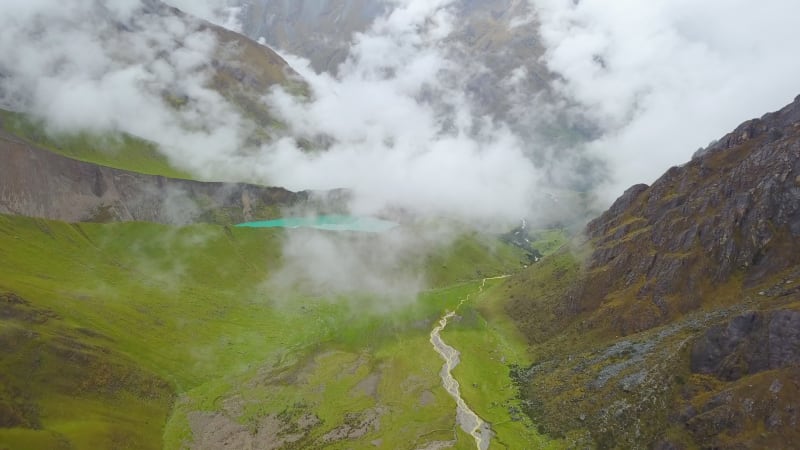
[429,276,508,450]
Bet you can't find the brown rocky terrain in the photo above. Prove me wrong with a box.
[575,94,800,335]
[0,130,339,225]
[504,95,800,448]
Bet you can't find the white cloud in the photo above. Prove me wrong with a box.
[531,0,800,202]
[0,0,260,181]
[253,0,543,223]
[7,0,796,220]
[266,228,428,307]
[4,0,798,301]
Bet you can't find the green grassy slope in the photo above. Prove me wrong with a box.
[0,110,192,179]
[0,215,289,448]
[0,292,173,450]
[0,213,546,449]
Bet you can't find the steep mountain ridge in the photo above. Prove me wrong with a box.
[204,15,306,129]
[574,94,800,334]
[152,0,309,135]
[0,129,336,225]
[503,95,800,448]
[132,0,305,113]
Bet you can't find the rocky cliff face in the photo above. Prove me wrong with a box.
[0,131,328,225]
[505,95,800,449]
[691,309,800,381]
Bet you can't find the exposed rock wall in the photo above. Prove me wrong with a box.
[0,132,309,225]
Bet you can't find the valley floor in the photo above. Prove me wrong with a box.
[0,214,560,449]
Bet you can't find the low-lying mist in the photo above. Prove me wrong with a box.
[265,227,429,309]
[2,0,798,303]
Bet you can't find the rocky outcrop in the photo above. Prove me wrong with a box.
[681,366,800,449]
[691,309,800,380]
[0,131,333,225]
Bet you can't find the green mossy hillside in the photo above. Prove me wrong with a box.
[0,213,536,449]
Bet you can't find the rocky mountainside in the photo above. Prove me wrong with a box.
[0,129,337,225]
[575,94,800,335]
[241,0,549,89]
[136,0,307,133]
[239,0,568,137]
[503,95,800,448]
[202,14,305,129]
[0,1,327,226]
[240,0,387,74]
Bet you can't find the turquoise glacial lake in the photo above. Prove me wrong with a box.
[235,215,398,233]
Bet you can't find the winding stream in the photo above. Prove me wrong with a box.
[429,276,508,450]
